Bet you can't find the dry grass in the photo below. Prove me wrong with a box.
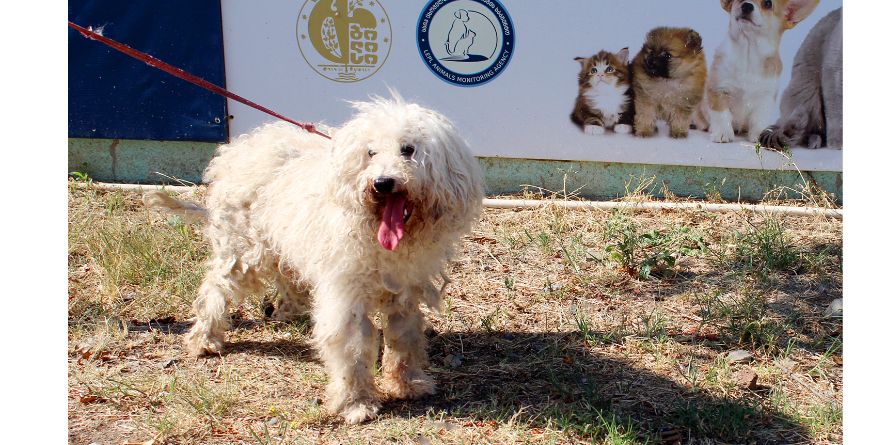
[68,181,842,444]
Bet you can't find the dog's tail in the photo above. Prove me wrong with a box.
[143,190,208,224]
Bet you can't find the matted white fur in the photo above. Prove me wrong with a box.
[145,95,484,424]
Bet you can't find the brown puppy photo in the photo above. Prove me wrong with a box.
[632,27,707,138]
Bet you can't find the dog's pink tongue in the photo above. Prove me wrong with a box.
[378,194,407,251]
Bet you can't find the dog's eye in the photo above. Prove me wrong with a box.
[400,144,415,157]
[605,66,614,73]
[762,0,773,9]
[663,52,672,60]
[368,149,377,158]
[590,67,597,74]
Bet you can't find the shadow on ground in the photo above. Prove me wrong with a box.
[389,331,809,444]
[133,319,810,443]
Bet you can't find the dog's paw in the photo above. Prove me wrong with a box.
[340,401,380,424]
[669,126,689,139]
[587,125,605,136]
[614,124,632,134]
[709,125,735,143]
[382,371,436,400]
[635,125,656,138]
[183,331,224,357]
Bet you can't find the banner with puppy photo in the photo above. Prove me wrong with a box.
[220,0,842,171]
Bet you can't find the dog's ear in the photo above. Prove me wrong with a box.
[685,30,703,52]
[420,113,483,224]
[327,128,372,207]
[616,47,630,65]
[782,0,820,28]
[720,0,734,13]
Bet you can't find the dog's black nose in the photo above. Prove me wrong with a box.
[645,59,655,73]
[741,2,754,15]
[373,177,396,194]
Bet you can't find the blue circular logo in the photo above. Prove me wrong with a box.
[417,0,515,87]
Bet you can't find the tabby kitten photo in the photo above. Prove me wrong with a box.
[570,48,634,135]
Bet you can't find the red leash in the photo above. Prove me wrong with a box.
[68,21,331,139]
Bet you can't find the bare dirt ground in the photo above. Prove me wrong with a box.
[68,183,842,444]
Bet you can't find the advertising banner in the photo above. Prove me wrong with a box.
[221,0,842,171]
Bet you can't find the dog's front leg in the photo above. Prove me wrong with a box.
[747,97,777,144]
[633,96,658,138]
[381,291,435,400]
[668,108,692,139]
[708,89,735,143]
[311,283,381,424]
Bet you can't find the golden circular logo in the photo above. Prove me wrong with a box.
[297,0,392,82]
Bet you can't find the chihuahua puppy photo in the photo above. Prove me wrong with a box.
[705,0,820,143]
[632,27,707,139]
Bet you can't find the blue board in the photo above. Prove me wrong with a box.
[69,0,228,142]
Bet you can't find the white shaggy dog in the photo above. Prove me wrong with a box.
[145,96,484,424]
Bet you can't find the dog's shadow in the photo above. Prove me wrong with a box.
[141,319,810,442]
[127,318,317,361]
[388,330,810,444]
